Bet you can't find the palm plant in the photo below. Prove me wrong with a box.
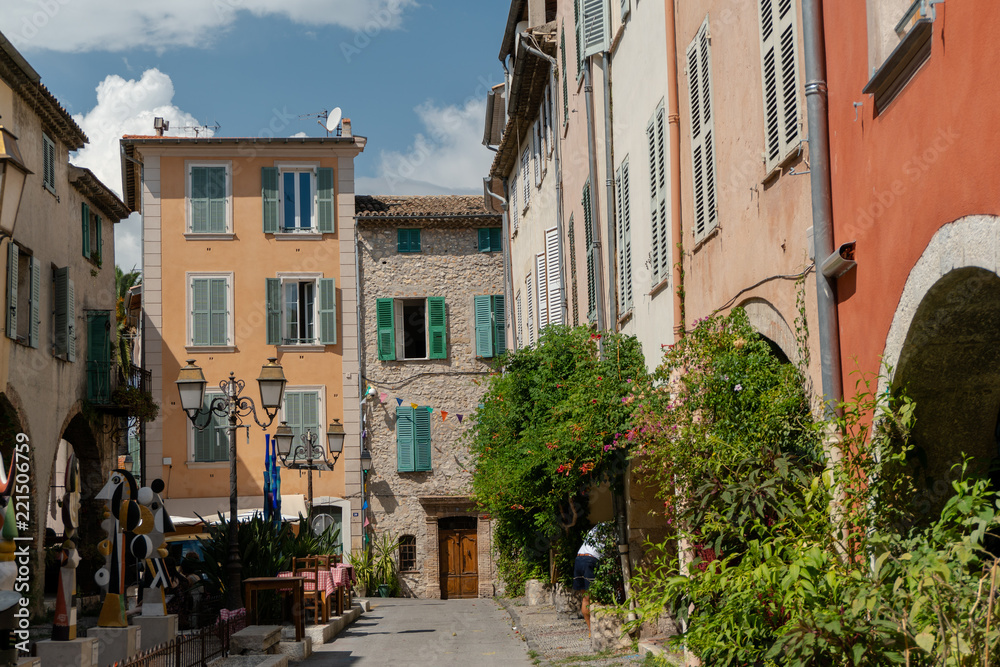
[115,265,141,368]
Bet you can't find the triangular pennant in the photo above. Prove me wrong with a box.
[363,517,370,527]
[457,414,464,423]
[441,411,448,421]
[427,406,434,414]
[410,403,418,410]
[362,499,368,510]
[380,392,388,403]
[396,398,403,406]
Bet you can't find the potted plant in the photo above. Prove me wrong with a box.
[346,548,375,598]
[371,532,401,597]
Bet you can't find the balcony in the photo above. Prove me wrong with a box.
[87,361,152,412]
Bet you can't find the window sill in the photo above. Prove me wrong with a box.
[617,309,633,327]
[862,18,933,113]
[763,142,804,183]
[649,276,671,299]
[186,461,230,469]
[274,231,324,241]
[692,224,721,253]
[277,344,327,353]
[185,345,236,354]
[185,233,235,241]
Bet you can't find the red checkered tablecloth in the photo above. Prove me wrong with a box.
[277,570,335,596]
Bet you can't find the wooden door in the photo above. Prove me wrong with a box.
[439,529,478,599]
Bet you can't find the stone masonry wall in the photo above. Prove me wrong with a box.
[358,221,504,598]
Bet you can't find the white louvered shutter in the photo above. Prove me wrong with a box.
[533,121,542,187]
[536,253,548,330]
[510,174,519,231]
[516,291,523,348]
[688,19,718,242]
[522,149,531,207]
[759,0,801,171]
[616,161,633,311]
[526,274,535,346]
[582,0,610,58]
[545,227,563,325]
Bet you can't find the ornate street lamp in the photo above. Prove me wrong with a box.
[0,126,31,238]
[176,357,287,610]
[274,419,346,512]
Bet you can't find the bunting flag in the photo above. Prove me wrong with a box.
[380,392,388,403]
[362,499,368,510]
[410,403,418,410]
[457,414,464,423]
[427,406,434,414]
[363,517,370,527]
[396,398,403,406]
[440,411,448,421]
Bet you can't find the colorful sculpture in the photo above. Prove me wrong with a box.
[138,479,174,616]
[0,452,15,592]
[53,453,82,640]
[95,468,144,627]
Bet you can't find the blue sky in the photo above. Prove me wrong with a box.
[0,1,509,271]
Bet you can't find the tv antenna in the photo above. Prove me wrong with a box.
[299,107,343,137]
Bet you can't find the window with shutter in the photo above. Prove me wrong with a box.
[318,278,337,345]
[53,266,75,361]
[561,28,570,123]
[478,228,503,252]
[688,19,718,242]
[574,0,584,76]
[42,134,56,194]
[29,256,40,349]
[533,120,542,187]
[5,243,17,341]
[268,274,333,346]
[510,174,519,231]
[193,392,228,462]
[583,181,597,322]
[474,295,494,358]
[568,214,580,326]
[515,291,523,348]
[526,274,535,346]
[262,167,280,233]
[86,311,112,402]
[283,390,322,453]
[266,277,281,345]
[414,407,432,471]
[189,165,229,233]
[316,167,335,233]
[427,296,447,359]
[521,148,531,208]
[190,276,229,346]
[758,0,801,171]
[616,160,634,312]
[647,102,670,285]
[536,253,549,331]
[545,227,563,326]
[582,0,610,58]
[493,294,506,356]
[396,405,415,472]
[81,203,90,260]
[397,228,421,253]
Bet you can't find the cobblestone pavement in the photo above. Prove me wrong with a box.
[499,597,649,667]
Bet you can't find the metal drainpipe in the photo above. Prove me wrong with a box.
[583,64,607,333]
[801,0,843,415]
[665,0,684,339]
[484,179,517,349]
[600,54,618,326]
[522,42,568,326]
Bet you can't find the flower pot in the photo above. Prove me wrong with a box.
[377,584,391,598]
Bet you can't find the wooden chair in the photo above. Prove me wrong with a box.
[293,557,325,623]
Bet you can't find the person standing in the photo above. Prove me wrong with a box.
[572,524,603,633]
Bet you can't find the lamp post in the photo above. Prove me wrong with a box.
[274,419,346,514]
[359,449,372,546]
[0,127,30,238]
[176,358,287,610]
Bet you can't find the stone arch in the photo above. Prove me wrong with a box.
[882,215,1000,518]
[0,391,26,472]
[739,298,798,365]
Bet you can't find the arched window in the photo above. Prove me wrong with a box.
[399,535,417,572]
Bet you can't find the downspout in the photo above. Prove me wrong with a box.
[522,41,568,326]
[666,0,684,339]
[600,55,618,326]
[583,64,607,332]
[484,178,516,349]
[801,0,843,415]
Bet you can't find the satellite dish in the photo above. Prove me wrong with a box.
[326,107,342,133]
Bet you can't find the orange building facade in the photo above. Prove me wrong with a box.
[121,131,366,550]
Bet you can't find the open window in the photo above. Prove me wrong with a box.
[376,297,447,361]
[266,275,336,347]
[262,165,335,234]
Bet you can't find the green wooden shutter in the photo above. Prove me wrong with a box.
[583,181,596,322]
[427,296,447,359]
[478,229,490,252]
[209,278,227,345]
[29,257,40,348]
[194,394,212,461]
[302,392,320,444]
[491,227,503,252]
[54,267,67,355]
[377,298,396,360]
[493,294,507,356]
[262,167,279,233]
[192,279,209,346]
[191,167,208,232]
[208,167,226,233]
[86,311,112,402]
[66,276,76,362]
[266,278,281,345]
[396,406,415,472]
[81,203,90,258]
[561,28,570,121]
[317,168,335,233]
[95,214,102,265]
[318,278,337,345]
[414,407,432,471]
[5,243,17,340]
[474,295,493,358]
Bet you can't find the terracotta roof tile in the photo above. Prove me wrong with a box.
[355,195,496,218]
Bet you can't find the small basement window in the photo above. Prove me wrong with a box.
[399,535,417,571]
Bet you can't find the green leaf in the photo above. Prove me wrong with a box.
[915,632,935,654]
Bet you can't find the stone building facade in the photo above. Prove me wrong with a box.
[356,195,503,599]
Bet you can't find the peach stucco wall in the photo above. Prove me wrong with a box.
[824,1,1000,387]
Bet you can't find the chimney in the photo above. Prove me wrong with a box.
[341,118,352,138]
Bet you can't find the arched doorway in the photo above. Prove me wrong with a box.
[57,413,107,595]
[892,266,1000,518]
[438,516,478,599]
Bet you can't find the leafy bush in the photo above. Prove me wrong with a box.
[468,325,648,593]
[587,521,624,606]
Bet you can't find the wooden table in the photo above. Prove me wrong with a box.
[243,576,304,641]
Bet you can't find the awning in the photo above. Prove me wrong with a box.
[163,494,308,527]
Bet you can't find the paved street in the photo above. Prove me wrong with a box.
[299,598,533,666]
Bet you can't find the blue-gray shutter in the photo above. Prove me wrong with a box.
[54,267,68,356]
[209,278,227,345]
[208,167,227,233]
[317,168,335,233]
[414,407,432,472]
[493,295,507,356]
[474,295,493,358]
[192,279,210,346]
[396,406,415,472]
[266,278,281,345]
[66,276,76,361]
[318,278,337,345]
[262,167,279,233]
[5,243,17,340]
[29,257,40,348]
[191,167,208,233]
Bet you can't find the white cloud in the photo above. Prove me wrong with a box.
[357,99,493,196]
[0,0,415,53]
[71,69,208,273]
